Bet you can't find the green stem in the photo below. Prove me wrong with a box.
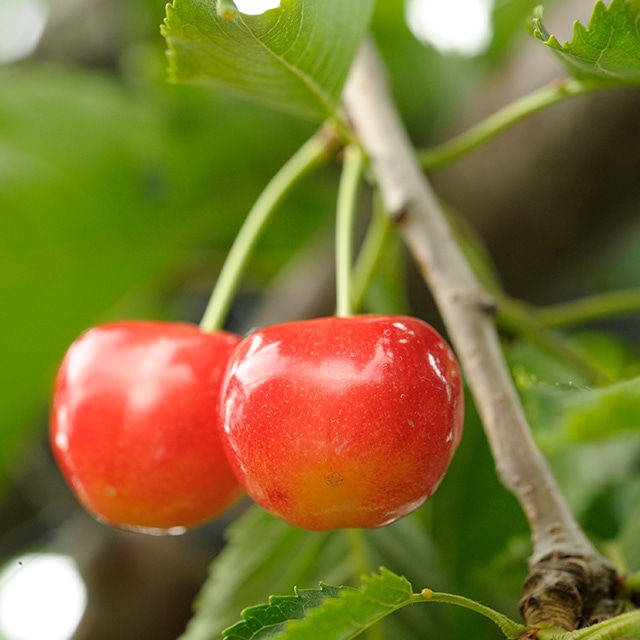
[540,609,640,639]
[335,143,365,318]
[536,289,640,329]
[498,298,612,385]
[421,590,525,639]
[199,127,337,333]
[623,569,640,595]
[419,78,600,171]
[351,192,395,313]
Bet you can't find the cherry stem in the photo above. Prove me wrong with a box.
[199,127,337,333]
[335,143,365,318]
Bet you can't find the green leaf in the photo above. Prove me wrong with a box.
[281,569,418,640]
[517,374,640,444]
[223,568,420,640]
[532,1,640,83]
[510,339,640,528]
[0,63,325,492]
[0,67,193,474]
[564,376,640,441]
[223,568,527,640]
[162,0,375,120]
[223,582,350,639]
[182,496,527,639]
[179,505,450,640]
[178,507,349,640]
[360,518,451,638]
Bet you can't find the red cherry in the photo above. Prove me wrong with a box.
[50,321,244,534]
[219,315,463,531]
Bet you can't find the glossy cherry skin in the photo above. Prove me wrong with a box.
[219,315,464,531]
[50,321,244,534]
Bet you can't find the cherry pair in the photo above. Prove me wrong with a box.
[50,315,463,534]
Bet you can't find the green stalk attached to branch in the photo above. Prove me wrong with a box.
[418,79,601,171]
[535,289,640,329]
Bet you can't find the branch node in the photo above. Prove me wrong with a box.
[390,205,409,225]
[519,551,619,630]
[444,288,498,318]
[478,292,499,317]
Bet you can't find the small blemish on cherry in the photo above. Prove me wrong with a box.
[324,472,344,486]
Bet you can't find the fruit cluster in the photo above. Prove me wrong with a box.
[50,315,464,533]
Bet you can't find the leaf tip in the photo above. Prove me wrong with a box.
[529,6,550,42]
[532,5,544,21]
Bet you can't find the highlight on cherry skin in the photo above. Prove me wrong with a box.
[50,321,244,535]
[218,315,464,531]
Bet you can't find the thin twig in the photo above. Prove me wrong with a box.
[343,39,617,630]
[418,78,600,171]
[535,289,640,329]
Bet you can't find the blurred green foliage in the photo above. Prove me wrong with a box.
[1,1,639,639]
[0,25,329,478]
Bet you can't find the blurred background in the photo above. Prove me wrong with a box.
[1,0,640,638]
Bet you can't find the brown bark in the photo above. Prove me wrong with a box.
[344,38,620,630]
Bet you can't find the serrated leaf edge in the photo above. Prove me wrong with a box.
[221,567,531,640]
[222,582,351,639]
[531,0,640,83]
